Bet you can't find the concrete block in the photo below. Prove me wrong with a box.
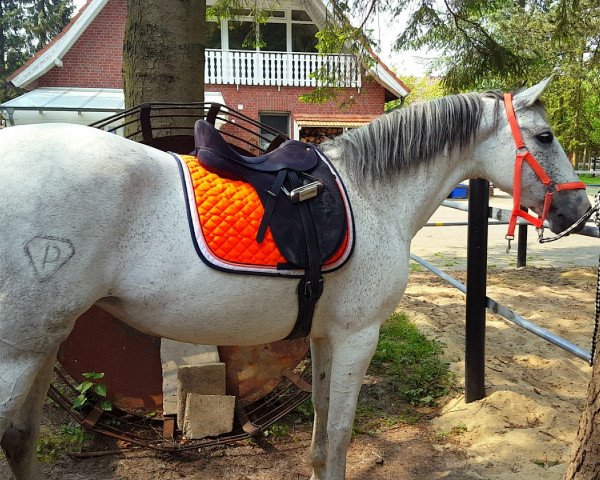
[183,393,235,439]
[160,340,220,415]
[177,363,227,428]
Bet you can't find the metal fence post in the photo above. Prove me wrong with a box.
[465,179,489,402]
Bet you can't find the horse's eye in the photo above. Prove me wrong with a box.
[536,132,554,144]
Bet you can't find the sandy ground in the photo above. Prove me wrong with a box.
[402,267,595,480]
[1,190,598,479]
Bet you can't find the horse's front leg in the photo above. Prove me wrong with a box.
[309,337,332,480]
[325,326,380,479]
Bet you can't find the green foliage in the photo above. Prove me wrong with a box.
[262,423,290,438]
[295,400,314,420]
[22,0,74,51]
[36,424,88,462]
[209,0,277,50]
[370,312,455,406]
[73,372,112,412]
[386,75,445,110]
[0,0,74,102]
[326,0,599,159]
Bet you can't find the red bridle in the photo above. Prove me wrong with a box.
[504,92,586,242]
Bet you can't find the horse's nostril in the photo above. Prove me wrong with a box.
[558,213,565,221]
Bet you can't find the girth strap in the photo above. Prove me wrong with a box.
[284,170,324,339]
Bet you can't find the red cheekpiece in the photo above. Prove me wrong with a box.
[503,93,586,240]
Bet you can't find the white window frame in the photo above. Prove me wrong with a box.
[206,4,317,53]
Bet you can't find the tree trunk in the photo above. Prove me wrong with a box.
[564,358,600,479]
[123,0,205,136]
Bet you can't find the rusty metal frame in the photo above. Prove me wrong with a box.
[48,360,311,454]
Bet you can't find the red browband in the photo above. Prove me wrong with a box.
[504,93,586,240]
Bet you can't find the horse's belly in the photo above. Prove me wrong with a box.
[100,272,300,346]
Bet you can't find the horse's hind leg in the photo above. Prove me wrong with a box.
[1,347,58,480]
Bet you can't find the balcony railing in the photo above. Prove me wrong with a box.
[205,49,362,88]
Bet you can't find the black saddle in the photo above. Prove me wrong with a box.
[193,120,349,339]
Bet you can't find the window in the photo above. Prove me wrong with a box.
[261,23,287,51]
[207,7,320,53]
[205,21,221,49]
[292,10,312,21]
[259,112,290,148]
[228,21,255,50]
[292,23,319,52]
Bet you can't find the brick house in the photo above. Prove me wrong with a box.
[3,0,409,143]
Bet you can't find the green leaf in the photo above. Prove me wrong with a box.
[82,372,104,380]
[100,400,113,412]
[93,383,107,397]
[75,381,93,394]
[72,394,87,409]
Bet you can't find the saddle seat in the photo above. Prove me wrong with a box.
[191,120,353,339]
[194,120,319,174]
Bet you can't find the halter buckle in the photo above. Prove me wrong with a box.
[536,227,545,240]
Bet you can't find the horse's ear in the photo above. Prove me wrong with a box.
[513,76,553,109]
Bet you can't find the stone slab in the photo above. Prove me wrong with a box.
[183,393,235,440]
[160,340,220,415]
[177,363,226,428]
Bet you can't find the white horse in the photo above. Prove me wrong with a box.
[0,78,590,479]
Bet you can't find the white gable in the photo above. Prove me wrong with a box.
[11,0,109,88]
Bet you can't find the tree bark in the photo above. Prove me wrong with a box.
[564,358,600,479]
[123,0,205,135]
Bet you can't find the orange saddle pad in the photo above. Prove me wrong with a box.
[172,154,353,276]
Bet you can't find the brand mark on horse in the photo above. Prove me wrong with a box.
[24,236,75,281]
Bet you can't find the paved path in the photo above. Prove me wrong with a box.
[411,189,599,270]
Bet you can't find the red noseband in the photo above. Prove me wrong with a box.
[504,93,586,242]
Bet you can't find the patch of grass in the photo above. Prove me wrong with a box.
[409,262,422,272]
[436,422,468,439]
[295,400,314,420]
[274,313,455,440]
[36,424,90,463]
[370,312,455,406]
[443,259,460,268]
[578,174,600,185]
[530,458,561,468]
[262,424,290,438]
[353,403,420,436]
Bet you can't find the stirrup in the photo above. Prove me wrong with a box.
[282,180,323,203]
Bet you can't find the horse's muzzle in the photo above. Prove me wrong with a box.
[547,191,592,234]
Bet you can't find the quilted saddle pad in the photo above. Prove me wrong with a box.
[172,154,354,276]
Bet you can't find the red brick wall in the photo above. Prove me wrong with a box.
[210,81,384,119]
[212,81,384,148]
[35,0,126,88]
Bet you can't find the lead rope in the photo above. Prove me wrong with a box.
[532,193,600,366]
[589,193,600,366]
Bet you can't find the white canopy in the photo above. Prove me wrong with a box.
[1,88,225,127]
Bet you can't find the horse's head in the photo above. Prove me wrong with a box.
[478,78,591,234]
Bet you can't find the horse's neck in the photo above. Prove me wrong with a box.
[336,148,474,241]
